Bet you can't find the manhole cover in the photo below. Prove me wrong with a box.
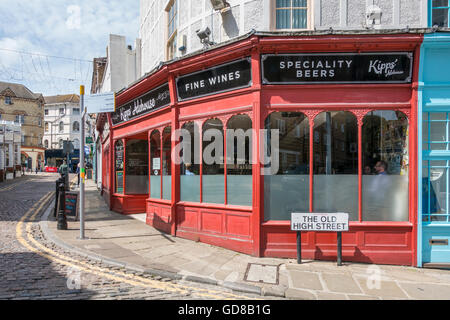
[244,263,279,285]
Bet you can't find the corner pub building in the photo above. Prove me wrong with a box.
[97,31,422,266]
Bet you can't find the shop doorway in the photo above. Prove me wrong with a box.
[422,111,450,265]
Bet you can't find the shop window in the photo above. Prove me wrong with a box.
[264,112,309,220]
[423,160,450,222]
[275,0,310,30]
[362,110,409,221]
[125,139,149,195]
[180,122,200,202]
[314,111,358,221]
[115,140,124,194]
[162,127,172,200]
[202,119,224,204]
[431,0,450,27]
[150,130,161,199]
[423,112,450,151]
[226,115,253,206]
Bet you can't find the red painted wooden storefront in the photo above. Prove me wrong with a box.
[97,33,422,266]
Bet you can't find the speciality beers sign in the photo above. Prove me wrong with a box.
[111,83,171,126]
[176,58,252,101]
[262,52,413,84]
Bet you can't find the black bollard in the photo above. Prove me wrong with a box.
[54,176,64,218]
[57,182,67,230]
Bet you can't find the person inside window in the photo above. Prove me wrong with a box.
[185,163,195,175]
[374,160,388,175]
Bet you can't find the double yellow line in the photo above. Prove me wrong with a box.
[0,179,28,192]
[15,192,256,300]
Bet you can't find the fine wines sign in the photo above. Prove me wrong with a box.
[176,58,252,101]
[111,83,171,126]
[261,53,413,84]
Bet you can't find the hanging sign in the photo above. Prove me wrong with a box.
[111,83,170,126]
[85,92,116,114]
[262,52,413,84]
[291,213,349,232]
[176,58,252,101]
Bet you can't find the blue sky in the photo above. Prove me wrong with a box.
[0,0,139,96]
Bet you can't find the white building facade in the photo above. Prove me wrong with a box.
[139,0,427,74]
[0,121,22,180]
[43,95,84,151]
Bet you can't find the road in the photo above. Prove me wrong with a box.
[0,173,262,300]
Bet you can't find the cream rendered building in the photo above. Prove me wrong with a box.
[0,81,44,172]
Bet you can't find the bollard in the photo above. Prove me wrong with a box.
[54,176,64,218]
[57,182,67,230]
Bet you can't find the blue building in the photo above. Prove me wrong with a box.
[418,31,450,267]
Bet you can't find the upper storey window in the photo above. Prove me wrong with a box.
[431,0,450,27]
[275,0,310,30]
[166,0,178,60]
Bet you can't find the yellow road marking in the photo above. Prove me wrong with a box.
[16,192,258,300]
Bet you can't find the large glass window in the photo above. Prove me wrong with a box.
[362,111,409,221]
[264,112,309,220]
[202,119,224,204]
[431,0,450,27]
[275,0,309,30]
[125,139,149,195]
[180,122,200,202]
[150,130,161,199]
[313,111,358,221]
[423,112,450,151]
[115,140,124,194]
[226,115,253,206]
[162,127,172,200]
[423,160,450,222]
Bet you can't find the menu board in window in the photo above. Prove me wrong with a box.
[115,141,124,193]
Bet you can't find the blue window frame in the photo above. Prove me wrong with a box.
[276,0,308,30]
[430,0,450,27]
[422,111,450,223]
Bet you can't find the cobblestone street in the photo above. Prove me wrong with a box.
[0,173,262,300]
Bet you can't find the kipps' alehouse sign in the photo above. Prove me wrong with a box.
[111,83,171,126]
[261,52,413,84]
[176,58,252,101]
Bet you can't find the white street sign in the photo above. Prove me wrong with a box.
[291,212,349,232]
[85,92,115,114]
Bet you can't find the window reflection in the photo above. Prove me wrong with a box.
[150,130,161,199]
[202,119,224,204]
[180,122,200,202]
[226,115,252,206]
[125,139,148,195]
[313,111,358,220]
[362,110,409,221]
[162,127,171,200]
[115,140,124,194]
[264,112,309,220]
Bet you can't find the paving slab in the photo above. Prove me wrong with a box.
[354,277,408,299]
[289,270,323,291]
[399,282,450,300]
[285,288,316,300]
[321,273,362,294]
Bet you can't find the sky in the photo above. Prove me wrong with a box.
[0,0,140,97]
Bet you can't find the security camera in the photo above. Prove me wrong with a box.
[196,27,211,41]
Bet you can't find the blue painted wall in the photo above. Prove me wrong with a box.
[418,31,450,266]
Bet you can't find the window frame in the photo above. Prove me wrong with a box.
[166,0,178,60]
[430,0,450,27]
[272,0,313,31]
[263,109,410,223]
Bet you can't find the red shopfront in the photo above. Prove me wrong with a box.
[98,32,422,266]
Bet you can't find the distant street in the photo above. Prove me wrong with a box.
[0,173,260,300]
